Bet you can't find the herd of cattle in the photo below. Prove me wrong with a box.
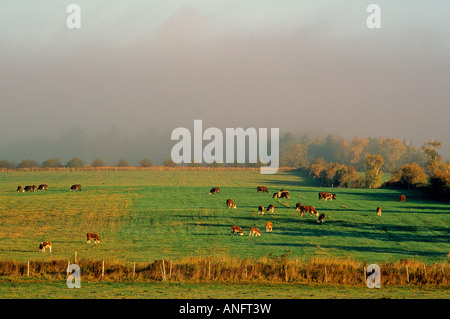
[17,184,82,192]
[17,182,406,252]
[211,187,406,237]
[15,183,96,253]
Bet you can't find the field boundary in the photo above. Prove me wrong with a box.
[0,166,299,173]
[2,256,448,286]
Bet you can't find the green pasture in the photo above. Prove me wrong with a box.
[0,169,448,264]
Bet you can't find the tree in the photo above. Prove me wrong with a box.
[392,163,427,188]
[42,158,63,168]
[280,143,309,168]
[364,154,384,188]
[91,158,105,167]
[117,158,129,167]
[308,158,328,179]
[163,158,177,167]
[421,140,443,176]
[0,160,14,169]
[66,157,84,168]
[140,158,153,167]
[17,159,40,169]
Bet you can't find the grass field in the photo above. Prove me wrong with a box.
[0,168,448,263]
[0,168,449,299]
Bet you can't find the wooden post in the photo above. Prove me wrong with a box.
[208,262,211,280]
[324,266,328,283]
[162,260,166,281]
[27,261,30,277]
[169,260,172,280]
[363,266,367,283]
[133,262,136,278]
[285,265,288,282]
[74,251,77,264]
[406,266,409,283]
[102,260,105,278]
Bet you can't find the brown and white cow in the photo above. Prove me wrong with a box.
[377,206,382,216]
[231,225,243,235]
[70,184,81,191]
[38,241,52,253]
[267,204,275,214]
[23,185,33,192]
[273,190,290,199]
[209,187,220,194]
[226,199,236,209]
[249,227,261,237]
[86,233,100,243]
[257,186,268,193]
[265,222,273,232]
[295,203,319,216]
[317,213,325,223]
[17,186,23,192]
[37,184,48,191]
[258,205,265,214]
[398,194,406,202]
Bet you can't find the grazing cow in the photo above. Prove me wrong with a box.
[257,186,269,193]
[295,203,319,216]
[23,185,33,192]
[274,190,290,199]
[266,222,273,232]
[17,186,23,193]
[318,192,326,200]
[226,199,236,209]
[249,227,261,237]
[209,187,220,194]
[86,233,100,244]
[398,195,406,202]
[317,213,325,223]
[267,204,275,214]
[377,206,382,216]
[38,241,52,253]
[332,194,337,200]
[70,184,81,191]
[37,184,48,191]
[280,191,290,199]
[32,185,37,192]
[258,205,265,214]
[231,225,243,236]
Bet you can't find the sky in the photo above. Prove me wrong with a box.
[0,0,449,164]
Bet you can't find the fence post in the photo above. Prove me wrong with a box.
[102,260,105,278]
[133,262,136,278]
[324,266,328,283]
[74,251,77,264]
[406,266,409,283]
[27,260,30,277]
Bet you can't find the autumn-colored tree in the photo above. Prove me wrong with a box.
[376,138,407,172]
[308,158,328,179]
[392,162,428,188]
[364,154,384,188]
[421,140,443,176]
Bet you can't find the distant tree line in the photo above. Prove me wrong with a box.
[0,133,448,200]
[0,157,153,169]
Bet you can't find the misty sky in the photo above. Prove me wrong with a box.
[0,0,449,164]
